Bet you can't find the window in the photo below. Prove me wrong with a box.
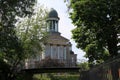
[50,21,52,30]
[55,21,58,32]
[64,47,66,60]
[53,20,55,31]
[45,45,51,57]
[59,46,64,60]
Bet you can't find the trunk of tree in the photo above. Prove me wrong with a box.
[107,28,118,57]
[110,62,119,80]
[107,28,119,80]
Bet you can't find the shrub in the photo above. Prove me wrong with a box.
[39,57,65,68]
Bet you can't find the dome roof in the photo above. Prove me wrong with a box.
[48,8,59,18]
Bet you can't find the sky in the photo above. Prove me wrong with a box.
[37,0,87,61]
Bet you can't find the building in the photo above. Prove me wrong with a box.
[43,8,77,67]
[25,8,77,68]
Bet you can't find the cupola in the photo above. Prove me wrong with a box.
[46,8,60,32]
[48,8,59,19]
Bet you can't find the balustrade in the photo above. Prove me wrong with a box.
[22,59,81,69]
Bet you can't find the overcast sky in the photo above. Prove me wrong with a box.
[37,0,87,61]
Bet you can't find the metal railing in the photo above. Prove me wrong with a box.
[22,59,79,69]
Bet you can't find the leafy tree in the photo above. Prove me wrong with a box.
[0,0,36,80]
[77,62,89,71]
[16,5,48,59]
[65,0,120,64]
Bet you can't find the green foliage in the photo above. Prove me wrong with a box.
[33,74,51,80]
[66,0,120,64]
[0,0,36,65]
[85,43,109,64]
[52,75,79,80]
[33,74,79,80]
[77,62,89,71]
[16,5,48,58]
[0,0,36,79]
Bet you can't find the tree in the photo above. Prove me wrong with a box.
[77,62,89,71]
[65,0,120,63]
[72,26,109,64]
[16,5,48,59]
[0,0,36,80]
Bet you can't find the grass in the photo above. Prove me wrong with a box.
[33,73,79,80]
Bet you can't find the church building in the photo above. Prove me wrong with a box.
[43,8,77,67]
[25,8,77,68]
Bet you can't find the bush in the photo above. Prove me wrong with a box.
[34,73,79,80]
[39,57,65,68]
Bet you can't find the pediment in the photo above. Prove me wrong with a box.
[47,34,69,45]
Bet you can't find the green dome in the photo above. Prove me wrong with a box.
[48,8,59,18]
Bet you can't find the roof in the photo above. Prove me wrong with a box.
[48,8,59,19]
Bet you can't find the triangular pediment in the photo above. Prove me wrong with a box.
[46,33,69,45]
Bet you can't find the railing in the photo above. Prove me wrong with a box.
[22,59,79,69]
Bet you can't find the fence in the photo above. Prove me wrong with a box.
[79,55,120,80]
